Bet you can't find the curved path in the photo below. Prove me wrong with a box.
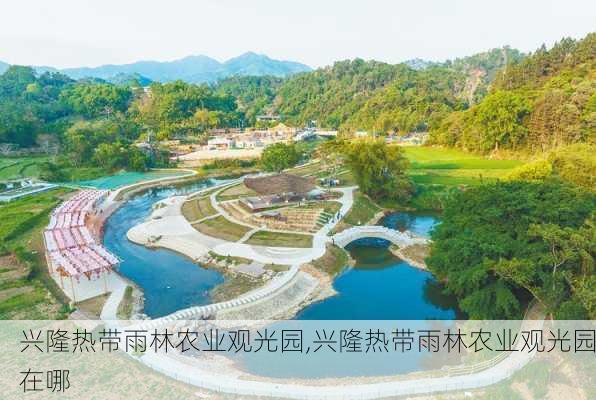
[104,173,548,398]
[137,314,544,399]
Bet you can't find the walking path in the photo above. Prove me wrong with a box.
[136,309,544,399]
[99,277,127,320]
[128,182,358,266]
[332,225,428,248]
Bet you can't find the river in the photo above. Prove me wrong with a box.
[103,180,459,321]
[103,179,225,317]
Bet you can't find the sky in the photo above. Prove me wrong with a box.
[1,0,594,69]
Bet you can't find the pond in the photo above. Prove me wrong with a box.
[102,179,224,317]
[296,212,458,320]
[238,212,461,378]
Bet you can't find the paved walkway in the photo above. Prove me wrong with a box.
[332,225,428,248]
[99,276,127,320]
[128,181,358,266]
[138,315,544,399]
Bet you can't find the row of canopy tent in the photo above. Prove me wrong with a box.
[44,189,119,285]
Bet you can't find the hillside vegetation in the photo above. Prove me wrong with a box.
[430,33,595,154]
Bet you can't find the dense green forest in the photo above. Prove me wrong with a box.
[0,66,242,179]
[430,33,595,153]
[428,181,595,319]
[1,33,593,174]
[214,75,283,126]
[270,46,523,131]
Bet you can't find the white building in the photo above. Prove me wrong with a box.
[207,137,235,150]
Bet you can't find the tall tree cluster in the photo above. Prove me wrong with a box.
[428,181,595,319]
[430,33,595,153]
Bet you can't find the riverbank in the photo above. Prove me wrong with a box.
[389,243,429,270]
[40,168,200,319]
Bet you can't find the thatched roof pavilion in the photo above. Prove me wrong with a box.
[244,173,315,196]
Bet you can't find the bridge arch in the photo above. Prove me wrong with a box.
[331,226,428,249]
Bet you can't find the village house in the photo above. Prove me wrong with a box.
[207,136,235,150]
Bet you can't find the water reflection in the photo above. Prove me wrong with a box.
[297,213,459,320]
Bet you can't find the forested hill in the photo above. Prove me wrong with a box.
[274,59,406,128]
[214,75,284,126]
[430,33,595,153]
[271,46,520,131]
[448,46,525,103]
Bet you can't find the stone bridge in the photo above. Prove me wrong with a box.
[331,225,428,248]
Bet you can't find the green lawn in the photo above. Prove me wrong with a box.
[342,191,381,225]
[0,188,72,319]
[0,156,50,180]
[181,197,217,222]
[245,230,313,248]
[401,146,523,210]
[287,161,323,177]
[192,215,251,242]
[215,182,258,201]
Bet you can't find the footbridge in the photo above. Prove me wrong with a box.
[332,225,428,248]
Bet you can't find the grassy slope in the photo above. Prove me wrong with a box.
[311,245,349,276]
[245,231,313,248]
[193,215,251,242]
[0,188,72,319]
[181,197,217,222]
[0,156,50,180]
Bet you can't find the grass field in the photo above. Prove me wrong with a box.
[245,230,313,248]
[216,182,257,201]
[0,188,72,319]
[0,156,50,180]
[403,146,522,187]
[287,161,323,177]
[343,191,381,225]
[181,197,217,222]
[397,147,522,211]
[192,215,251,242]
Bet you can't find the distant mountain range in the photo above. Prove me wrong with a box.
[0,52,312,84]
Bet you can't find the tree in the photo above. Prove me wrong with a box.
[427,181,595,319]
[193,108,219,133]
[505,159,553,182]
[260,143,300,172]
[341,139,413,202]
[131,80,239,139]
[60,82,132,118]
[472,91,531,152]
[548,143,595,189]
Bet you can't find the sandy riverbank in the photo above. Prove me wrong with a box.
[389,243,429,270]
